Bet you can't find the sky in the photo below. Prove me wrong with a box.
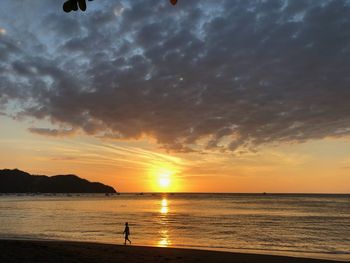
[1,0,350,193]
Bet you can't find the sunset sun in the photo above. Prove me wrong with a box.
[159,176,171,188]
[150,166,178,192]
[157,170,172,190]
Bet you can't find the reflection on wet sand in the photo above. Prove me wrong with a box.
[158,197,171,247]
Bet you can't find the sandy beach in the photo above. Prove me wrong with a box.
[0,239,344,263]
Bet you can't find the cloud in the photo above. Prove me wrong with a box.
[28,128,76,137]
[1,0,350,152]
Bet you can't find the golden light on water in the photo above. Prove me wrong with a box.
[160,198,168,214]
[161,198,168,207]
[158,229,171,247]
[158,197,171,247]
[160,206,168,214]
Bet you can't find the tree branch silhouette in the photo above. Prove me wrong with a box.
[63,0,178,13]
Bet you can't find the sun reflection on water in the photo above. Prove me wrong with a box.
[158,229,171,247]
[160,198,168,214]
[157,197,171,247]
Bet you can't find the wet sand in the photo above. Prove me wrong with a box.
[0,239,344,263]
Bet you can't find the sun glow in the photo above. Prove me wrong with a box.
[158,169,172,190]
[159,174,171,188]
[149,165,180,192]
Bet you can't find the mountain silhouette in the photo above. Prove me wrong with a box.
[0,169,116,193]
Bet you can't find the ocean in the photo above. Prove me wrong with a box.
[0,193,349,261]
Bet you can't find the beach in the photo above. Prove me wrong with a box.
[0,194,349,261]
[0,239,345,263]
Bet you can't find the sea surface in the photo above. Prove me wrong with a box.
[0,193,349,261]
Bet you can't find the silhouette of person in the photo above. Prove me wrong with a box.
[123,222,131,245]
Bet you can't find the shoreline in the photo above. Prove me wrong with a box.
[0,239,347,263]
[1,237,348,262]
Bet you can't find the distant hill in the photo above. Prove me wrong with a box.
[0,169,117,193]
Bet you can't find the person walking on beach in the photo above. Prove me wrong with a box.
[123,222,131,245]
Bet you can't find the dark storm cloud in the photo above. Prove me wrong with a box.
[1,0,350,152]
